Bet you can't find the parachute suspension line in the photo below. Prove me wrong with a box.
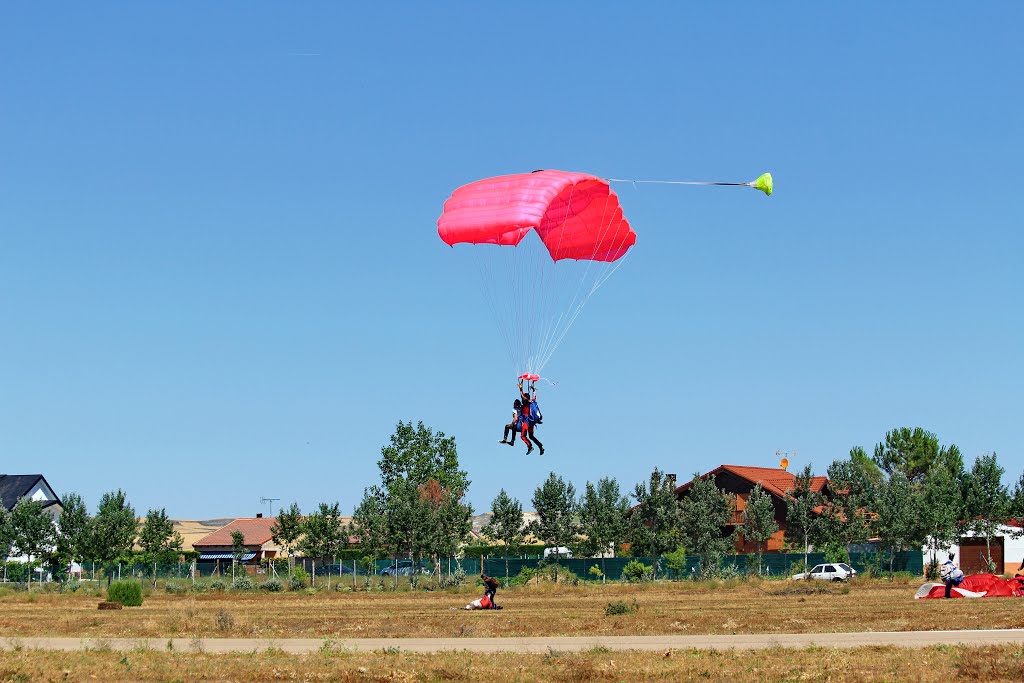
[533,188,633,373]
[532,189,611,373]
[529,182,582,375]
[525,181,580,376]
[533,198,634,372]
[473,244,518,374]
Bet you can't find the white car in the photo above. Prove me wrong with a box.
[791,562,857,582]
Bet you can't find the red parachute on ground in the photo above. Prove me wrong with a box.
[914,574,1024,599]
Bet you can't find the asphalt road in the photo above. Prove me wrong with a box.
[3,630,1024,653]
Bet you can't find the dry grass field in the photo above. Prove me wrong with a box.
[1,577,1022,640]
[1,644,1022,682]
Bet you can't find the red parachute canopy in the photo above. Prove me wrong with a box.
[437,170,636,262]
[915,574,1024,599]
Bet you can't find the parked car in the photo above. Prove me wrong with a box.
[791,563,857,582]
[379,560,428,576]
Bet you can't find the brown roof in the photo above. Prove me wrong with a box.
[193,517,279,548]
[675,464,828,499]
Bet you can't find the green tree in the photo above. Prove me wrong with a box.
[849,446,884,487]
[377,420,470,493]
[230,529,246,581]
[483,490,525,580]
[297,502,346,588]
[270,501,303,576]
[627,468,682,575]
[819,455,880,561]
[921,454,965,575]
[351,490,388,563]
[785,465,822,570]
[353,422,472,588]
[872,427,959,484]
[577,478,630,582]
[0,505,12,564]
[1010,472,1024,518]
[10,498,56,586]
[139,507,182,586]
[740,484,778,575]
[962,453,1011,571]
[57,492,91,579]
[679,473,736,577]
[417,479,472,578]
[527,472,577,583]
[89,490,138,585]
[875,472,922,575]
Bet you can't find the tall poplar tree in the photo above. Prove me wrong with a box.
[483,490,525,579]
[741,484,778,575]
[578,477,629,582]
[527,472,577,583]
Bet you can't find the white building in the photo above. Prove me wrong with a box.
[923,521,1024,575]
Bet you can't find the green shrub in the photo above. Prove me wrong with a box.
[822,541,850,565]
[60,580,82,593]
[588,565,604,580]
[438,565,466,589]
[663,547,688,579]
[621,559,653,583]
[107,581,143,607]
[507,567,536,587]
[289,567,309,590]
[604,600,637,616]
[164,581,187,594]
[209,580,226,592]
[232,574,253,591]
[259,578,283,592]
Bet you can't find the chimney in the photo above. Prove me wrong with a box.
[256,513,263,518]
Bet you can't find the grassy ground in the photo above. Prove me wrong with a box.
[1,576,1022,639]
[1,644,1023,682]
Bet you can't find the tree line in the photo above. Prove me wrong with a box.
[3,423,1019,583]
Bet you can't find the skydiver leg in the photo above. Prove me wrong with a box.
[528,425,544,455]
[501,423,516,445]
[520,421,533,453]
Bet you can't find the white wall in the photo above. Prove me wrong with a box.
[923,525,1024,572]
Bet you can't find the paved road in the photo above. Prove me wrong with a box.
[3,630,1024,653]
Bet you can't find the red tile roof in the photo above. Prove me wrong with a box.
[675,465,828,500]
[193,517,279,548]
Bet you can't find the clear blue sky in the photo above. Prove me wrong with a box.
[2,4,1021,519]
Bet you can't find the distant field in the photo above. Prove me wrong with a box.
[1,577,1022,639]
[1,644,1022,682]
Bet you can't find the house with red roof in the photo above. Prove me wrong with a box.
[674,465,831,554]
[192,516,283,576]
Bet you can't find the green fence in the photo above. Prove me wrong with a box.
[368,551,923,581]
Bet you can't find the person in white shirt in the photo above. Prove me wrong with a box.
[940,552,964,598]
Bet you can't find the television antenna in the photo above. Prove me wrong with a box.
[260,497,280,518]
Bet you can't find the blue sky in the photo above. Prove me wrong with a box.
[2,4,1021,519]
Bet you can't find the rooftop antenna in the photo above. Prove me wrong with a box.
[260,497,280,518]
